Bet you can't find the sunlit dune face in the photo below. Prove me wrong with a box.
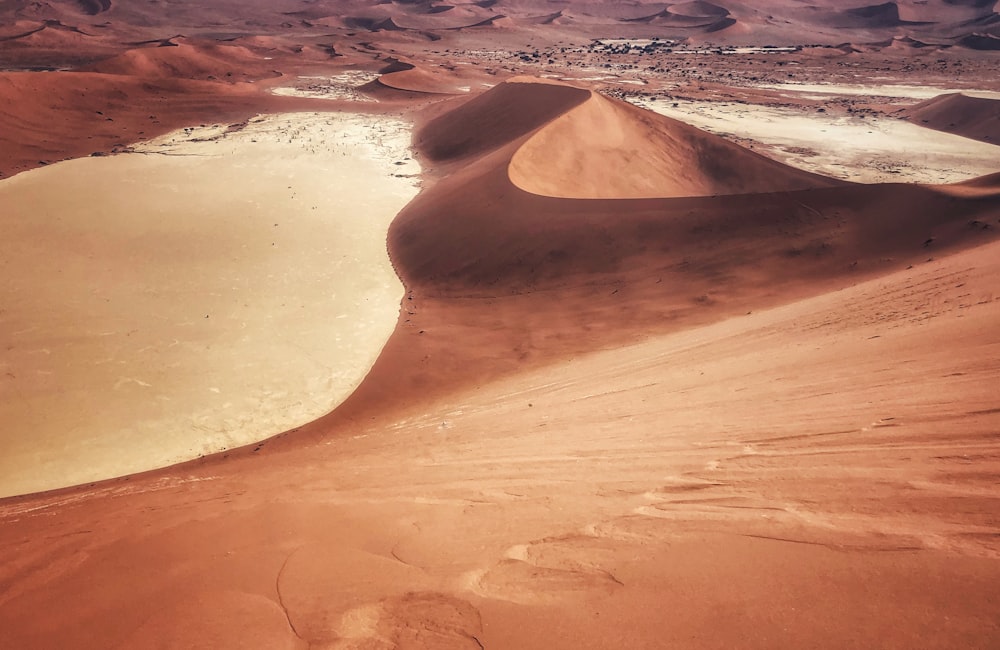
[1,1,1000,648]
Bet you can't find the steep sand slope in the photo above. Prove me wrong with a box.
[902,93,1000,144]
[1,78,999,647]
[317,79,1000,421]
[0,71,334,179]
[1,221,997,650]
[507,79,836,198]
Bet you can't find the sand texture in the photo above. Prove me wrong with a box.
[2,1,1000,648]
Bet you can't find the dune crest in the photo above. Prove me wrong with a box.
[371,58,467,94]
[416,77,591,162]
[903,92,1000,143]
[500,78,838,199]
[1,3,1000,648]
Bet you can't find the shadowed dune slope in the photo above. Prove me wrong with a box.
[958,32,1000,48]
[83,41,285,81]
[669,1,731,18]
[312,79,1000,426]
[2,236,999,649]
[903,93,1000,144]
[415,77,591,162]
[372,59,468,94]
[0,71,331,178]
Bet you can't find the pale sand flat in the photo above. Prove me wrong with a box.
[634,97,1000,184]
[0,111,419,498]
[754,82,1000,101]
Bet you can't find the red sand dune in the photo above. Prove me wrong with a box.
[1,1,1000,647]
[3,0,1000,49]
[83,40,286,82]
[958,32,1000,48]
[669,1,732,18]
[318,78,1000,423]
[902,92,1000,144]
[505,78,836,198]
[1,76,999,649]
[0,70,334,178]
[372,57,468,94]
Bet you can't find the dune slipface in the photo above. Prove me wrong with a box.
[2,2,1000,648]
[0,112,419,498]
[505,78,836,198]
[902,92,1000,144]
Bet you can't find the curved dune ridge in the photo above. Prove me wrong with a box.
[393,78,998,297]
[0,19,102,50]
[668,1,732,18]
[307,77,1000,422]
[83,40,283,82]
[394,81,998,296]
[416,77,592,162]
[902,92,1000,143]
[1,69,1000,648]
[371,58,467,94]
[2,0,1000,50]
[504,78,838,199]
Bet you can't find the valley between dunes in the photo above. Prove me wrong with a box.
[2,71,999,648]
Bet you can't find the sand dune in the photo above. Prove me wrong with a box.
[0,70,337,179]
[373,58,468,94]
[669,1,732,18]
[840,2,910,28]
[958,32,1000,48]
[416,77,591,162]
[2,2,1000,647]
[902,92,1000,143]
[1,146,998,646]
[0,18,119,66]
[3,0,1000,49]
[506,78,836,198]
[84,40,286,81]
[310,79,1000,423]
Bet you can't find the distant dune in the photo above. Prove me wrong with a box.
[83,40,282,81]
[370,58,467,94]
[308,78,1000,419]
[2,73,998,648]
[3,0,1000,49]
[903,92,1000,143]
[505,78,836,198]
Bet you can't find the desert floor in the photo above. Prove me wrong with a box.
[1,1,999,648]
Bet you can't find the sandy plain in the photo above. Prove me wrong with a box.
[1,0,999,648]
[0,111,419,497]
